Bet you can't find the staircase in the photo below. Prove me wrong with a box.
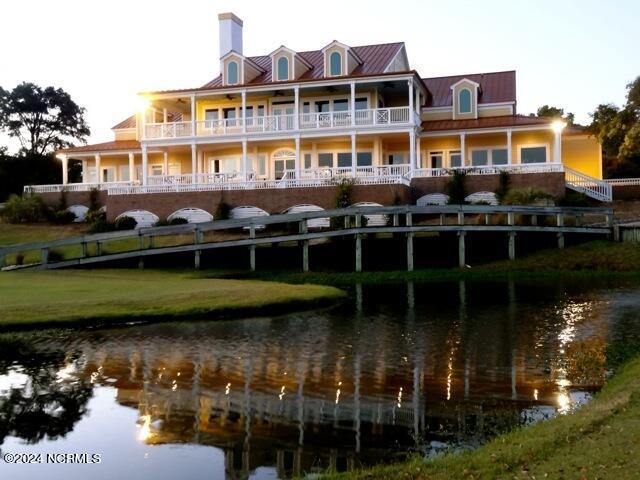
[564,167,613,202]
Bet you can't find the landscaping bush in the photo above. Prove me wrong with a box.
[87,217,114,234]
[1,194,46,223]
[558,191,589,207]
[114,216,138,231]
[85,208,105,225]
[445,170,468,204]
[88,188,100,212]
[169,217,189,225]
[51,209,76,224]
[215,201,232,220]
[495,171,511,204]
[502,188,555,206]
[331,178,355,229]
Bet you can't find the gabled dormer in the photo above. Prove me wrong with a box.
[451,78,480,120]
[220,51,265,86]
[321,40,363,78]
[269,46,312,82]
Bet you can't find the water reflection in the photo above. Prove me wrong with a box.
[0,279,635,479]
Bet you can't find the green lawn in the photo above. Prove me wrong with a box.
[0,269,345,328]
[325,356,640,480]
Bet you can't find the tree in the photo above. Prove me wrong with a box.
[536,105,576,126]
[0,82,90,156]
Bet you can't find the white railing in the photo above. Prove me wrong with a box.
[147,172,245,186]
[408,163,565,179]
[24,181,140,194]
[143,107,416,140]
[565,167,613,202]
[145,121,192,139]
[604,178,640,186]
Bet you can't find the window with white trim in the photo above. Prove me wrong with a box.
[227,61,239,85]
[429,151,444,169]
[449,150,462,168]
[318,153,333,167]
[277,56,289,81]
[519,145,548,164]
[470,147,509,166]
[458,88,472,114]
[388,153,406,165]
[330,51,342,76]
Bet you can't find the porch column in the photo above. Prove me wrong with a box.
[190,94,196,136]
[351,133,357,176]
[161,152,168,175]
[82,160,87,182]
[295,136,301,179]
[408,79,414,121]
[311,142,318,168]
[460,133,466,167]
[373,138,380,166]
[294,86,300,130]
[409,130,416,170]
[416,136,422,169]
[507,130,513,164]
[191,144,197,183]
[61,155,68,185]
[241,90,247,133]
[350,82,356,126]
[128,152,135,181]
[163,108,168,123]
[242,139,248,179]
[95,154,102,184]
[554,129,562,163]
[141,146,148,186]
[197,150,204,174]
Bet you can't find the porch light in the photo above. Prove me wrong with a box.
[136,95,151,113]
[551,120,567,133]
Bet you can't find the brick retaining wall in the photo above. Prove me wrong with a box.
[38,191,107,209]
[611,185,640,200]
[105,184,411,221]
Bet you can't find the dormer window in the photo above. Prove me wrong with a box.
[277,56,289,81]
[330,52,342,76]
[227,61,239,85]
[458,88,472,114]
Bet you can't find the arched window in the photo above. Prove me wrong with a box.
[277,56,289,81]
[330,51,342,76]
[458,88,472,114]
[227,61,238,85]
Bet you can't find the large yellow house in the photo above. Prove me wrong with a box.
[28,12,608,221]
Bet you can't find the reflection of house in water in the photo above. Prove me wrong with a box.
[39,282,609,478]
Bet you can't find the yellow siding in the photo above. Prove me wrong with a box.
[113,129,137,141]
[478,106,513,117]
[562,135,602,179]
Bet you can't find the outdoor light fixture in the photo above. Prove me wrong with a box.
[136,95,151,113]
[551,119,567,133]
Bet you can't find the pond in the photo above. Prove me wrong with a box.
[1,278,640,479]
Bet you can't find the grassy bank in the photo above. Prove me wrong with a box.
[325,355,640,480]
[0,269,345,328]
[225,241,640,287]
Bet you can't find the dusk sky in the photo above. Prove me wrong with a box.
[1,0,638,148]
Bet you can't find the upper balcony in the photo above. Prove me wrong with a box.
[143,106,418,141]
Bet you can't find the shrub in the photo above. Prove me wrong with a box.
[57,189,68,211]
[445,170,468,204]
[88,188,101,212]
[85,208,105,225]
[114,215,138,231]
[215,201,232,220]
[169,217,188,225]
[334,178,355,209]
[1,194,46,223]
[51,209,76,225]
[15,253,24,265]
[495,171,511,204]
[88,217,114,234]
[502,188,555,206]
[557,191,589,207]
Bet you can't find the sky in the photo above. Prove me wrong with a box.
[0,0,638,149]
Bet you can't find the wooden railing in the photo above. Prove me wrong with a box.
[0,205,613,272]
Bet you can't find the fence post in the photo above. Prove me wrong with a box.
[531,215,538,226]
[557,213,565,249]
[440,213,446,226]
[81,242,88,258]
[458,210,464,225]
[194,227,202,270]
[41,247,49,267]
[355,214,362,272]
[508,231,516,260]
[406,212,414,272]
[458,231,466,268]
[393,214,399,227]
[0,250,5,268]
[300,220,309,272]
[249,225,256,272]
[96,242,102,256]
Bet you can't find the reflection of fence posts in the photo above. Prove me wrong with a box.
[0,205,614,272]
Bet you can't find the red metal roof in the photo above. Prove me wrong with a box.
[198,42,406,90]
[422,71,516,108]
[112,115,136,130]
[59,140,141,154]
[421,115,551,132]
